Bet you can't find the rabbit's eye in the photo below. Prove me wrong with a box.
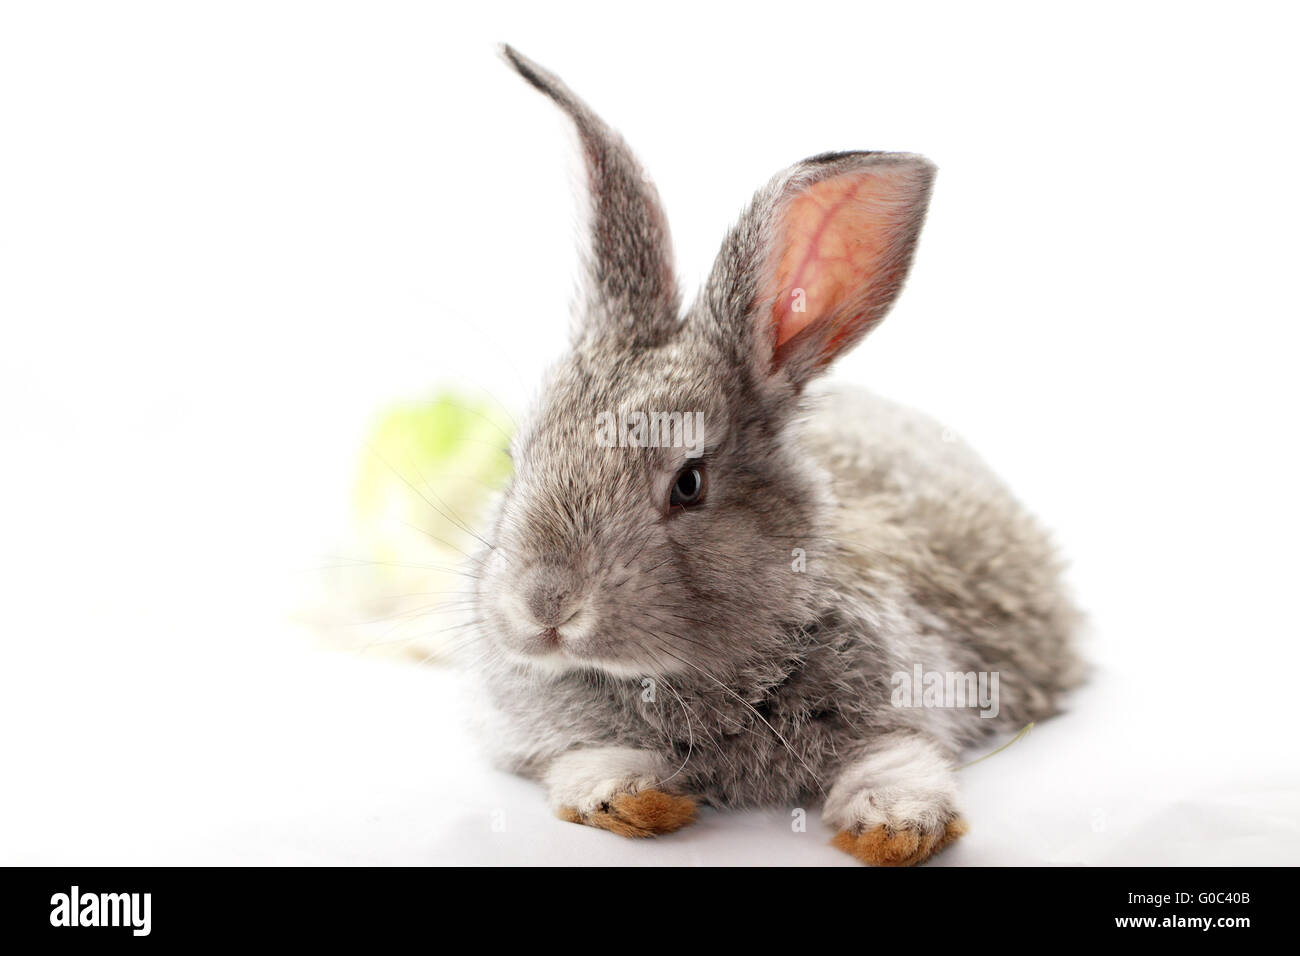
[670,465,705,510]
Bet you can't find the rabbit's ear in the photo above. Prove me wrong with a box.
[502,46,679,347]
[700,152,934,389]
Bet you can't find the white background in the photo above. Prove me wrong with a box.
[2,1,1298,864]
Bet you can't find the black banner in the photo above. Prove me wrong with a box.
[0,866,1281,943]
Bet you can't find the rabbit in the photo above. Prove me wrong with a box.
[462,45,1084,866]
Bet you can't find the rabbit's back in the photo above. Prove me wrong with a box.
[802,387,1084,726]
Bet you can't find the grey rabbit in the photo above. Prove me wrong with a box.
[463,45,1083,865]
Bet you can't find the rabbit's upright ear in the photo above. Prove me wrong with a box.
[699,152,935,389]
[502,46,679,347]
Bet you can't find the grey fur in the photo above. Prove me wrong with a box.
[500,45,679,349]
[463,48,1082,837]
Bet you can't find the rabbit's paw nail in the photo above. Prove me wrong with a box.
[832,817,967,867]
[558,789,697,838]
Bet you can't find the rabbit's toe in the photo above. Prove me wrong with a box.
[558,789,697,838]
[832,817,967,866]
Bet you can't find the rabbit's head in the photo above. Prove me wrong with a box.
[476,47,934,680]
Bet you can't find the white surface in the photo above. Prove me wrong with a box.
[2,2,1299,865]
[4,629,1297,866]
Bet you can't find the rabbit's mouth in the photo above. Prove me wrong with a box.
[519,610,588,656]
[495,602,600,665]
[491,601,677,679]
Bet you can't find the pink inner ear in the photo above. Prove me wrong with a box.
[766,170,908,357]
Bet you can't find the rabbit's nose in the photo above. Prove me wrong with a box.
[524,566,581,630]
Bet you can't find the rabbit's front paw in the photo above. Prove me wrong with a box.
[824,732,966,866]
[831,816,968,867]
[557,789,697,838]
[545,746,696,838]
